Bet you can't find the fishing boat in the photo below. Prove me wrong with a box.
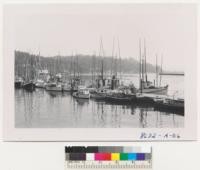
[23,81,35,91]
[34,52,48,88]
[106,92,136,103]
[138,39,168,95]
[22,53,36,92]
[72,86,90,99]
[46,82,62,91]
[62,83,72,92]
[35,69,50,88]
[35,79,46,88]
[105,87,136,103]
[154,97,184,113]
[15,76,24,88]
[90,88,110,100]
[140,81,168,95]
[62,79,79,92]
[46,74,62,91]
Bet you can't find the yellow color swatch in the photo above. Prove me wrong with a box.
[111,153,120,160]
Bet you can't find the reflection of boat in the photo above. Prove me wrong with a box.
[46,82,62,91]
[73,86,90,99]
[154,97,184,113]
[75,98,89,105]
[47,91,63,97]
[23,81,35,91]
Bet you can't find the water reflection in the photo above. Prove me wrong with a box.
[15,89,184,128]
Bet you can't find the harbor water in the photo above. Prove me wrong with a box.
[15,74,184,128]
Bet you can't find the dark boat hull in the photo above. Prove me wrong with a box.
[72,92,90,99]
[105,94,136,103]
[90,93,106,100]
[15,81,23,88]
[23,82,35,91]
[154,103,184,114]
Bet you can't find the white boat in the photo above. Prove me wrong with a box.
[62,83,72,92]
[72,86,90,99]
[140,84,168,95]
[35,79,46,88]
[46,82,62,91]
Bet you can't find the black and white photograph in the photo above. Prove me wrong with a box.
[13,4,192,128]
[3,3,197,140]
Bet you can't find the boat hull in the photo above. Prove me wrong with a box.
[62,87,77,92]
[140,86,168,95]
[73,92,90,99]
[105,94,136,103]
[90,92,106,100]
[154,97,184,115]
[23,82,35,91]
[46,86,62,91]
[15,81,23,88]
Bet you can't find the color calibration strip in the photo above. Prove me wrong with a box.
[65,146,152,169]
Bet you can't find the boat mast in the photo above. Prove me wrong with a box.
[100,37,104,81]
[111,37,115,77]
[141,41,144,90]
[160,54,163,86]
[156,54,158,87]
[91,52,96,86]
[69,53,73,85]
[76,54,79,78]
[139,39,142,93]
[144,38,147,82]
[73,54,75,79]
[30,52,34,81]
[117,38,122,80]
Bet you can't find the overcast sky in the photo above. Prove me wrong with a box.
[9,4,196,71]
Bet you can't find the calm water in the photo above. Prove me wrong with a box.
[15,74,184,128]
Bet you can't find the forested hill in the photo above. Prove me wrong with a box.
[15,50,160,75]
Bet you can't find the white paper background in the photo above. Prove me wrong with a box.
[0,0,200,170]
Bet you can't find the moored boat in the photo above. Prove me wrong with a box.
[105,93,136,103]
[46,82,62,91]
[15,77,24,88]
[22,81,35,91]
[105,88,136,103]
[72,86,90,99]
[140,84,168,95]
[154,97,184,113]
[62,83,78,92]
[90,88,110,100]
[35,79,46,88]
